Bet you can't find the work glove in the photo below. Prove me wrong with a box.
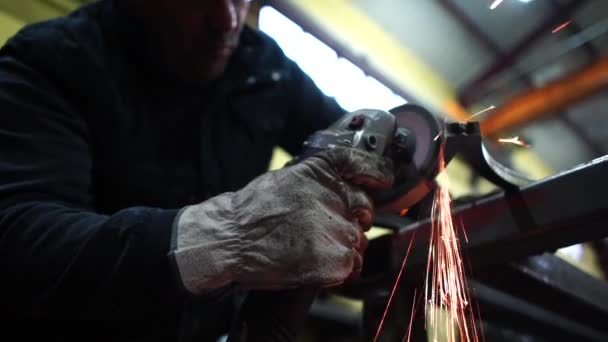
[171,147,393,296]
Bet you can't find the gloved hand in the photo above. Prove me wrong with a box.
[171,147,393,295]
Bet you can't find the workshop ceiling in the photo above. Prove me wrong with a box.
[352,0,496,88]
[292,0,608,174]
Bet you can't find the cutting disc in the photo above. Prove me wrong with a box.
[377,104,442,213]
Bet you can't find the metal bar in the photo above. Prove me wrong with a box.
[548,0,599,59]
[478,253,608,332]
[436,0,503,56]
[480,57,608,136]
[391,155,608,269]
[459,0,589,105]
[471,280,608,341]
[486,16,608,93]
[559,113,606,156]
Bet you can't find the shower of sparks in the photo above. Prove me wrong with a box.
[423,144,481,342]
[374,234,416,342]
[467,105,496,121]
[375,143,482,342]
[498,136,530,147]
[552,20,572,33]
[489,0,504,10]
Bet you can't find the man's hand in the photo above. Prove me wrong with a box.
[172,147,393,295]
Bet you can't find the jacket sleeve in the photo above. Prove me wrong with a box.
[279,58,346,156]
[0,50,183,320]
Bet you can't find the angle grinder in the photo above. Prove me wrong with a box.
[227,104,444,342]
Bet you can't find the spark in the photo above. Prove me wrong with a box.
[467,105,495,121]
[374,233,417,342]
[402,289,418,342]
[489,0,504,10]
[552,20,572,33]
[498,136,530,147]
[423,144,481,342]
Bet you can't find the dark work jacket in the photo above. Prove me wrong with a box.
[0,0,344,340]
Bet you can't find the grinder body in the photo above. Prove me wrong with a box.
[301,105,441,214]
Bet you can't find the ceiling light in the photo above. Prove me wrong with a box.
[489,0,504,10]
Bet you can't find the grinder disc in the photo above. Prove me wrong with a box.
[377,104,442,213]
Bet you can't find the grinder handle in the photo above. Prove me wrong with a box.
[227,288,317,342]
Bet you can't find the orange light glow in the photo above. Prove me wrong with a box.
[498,136,530,147]
[400,208,410,216]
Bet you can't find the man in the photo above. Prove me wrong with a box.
[0,0,393,340]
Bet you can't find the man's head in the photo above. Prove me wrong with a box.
[130,0,252,84]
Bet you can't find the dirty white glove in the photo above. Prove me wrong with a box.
[171,147,393,295]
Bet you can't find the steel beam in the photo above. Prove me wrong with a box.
[480,57,608,136]
[436,0,503,56]
[391,155,608,269]
[559,114,606,156]
[478,254,608,332]
[459,0,589,106]
[471,280,608,341]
